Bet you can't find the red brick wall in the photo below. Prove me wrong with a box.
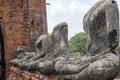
[6,67,120,80]
[0,0,47,77]
[7,67,63,80]
[28,0,47,51]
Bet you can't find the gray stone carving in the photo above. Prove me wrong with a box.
[10,46,25,66]
[10,35,47,68]
[11,22,70,74]
[26,22,69,74]
[55,0,120,80]
[15,46,25,59]
[10,0,120,80]
[34,35,47,60]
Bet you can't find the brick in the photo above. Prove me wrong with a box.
[0,0,47,79]
[7,67,64,80]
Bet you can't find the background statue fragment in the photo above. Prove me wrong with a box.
[10,35,47,68]
[26,22,70,74]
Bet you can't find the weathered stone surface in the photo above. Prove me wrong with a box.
[55,0,120,80]
[26,22,69,74]
[83,0,119,56]
[10,35,47,68]
[35,35,47,59]
[11,22,70,74]
[15,46,25,59]
[10,0,120,80]
[50,22,69,59]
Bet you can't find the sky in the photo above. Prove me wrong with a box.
[46,0,120,39]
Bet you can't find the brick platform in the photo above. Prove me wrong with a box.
[7,67,120,80]
[7,67,63,80]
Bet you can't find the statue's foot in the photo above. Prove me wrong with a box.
[26,61,37,71]
[57,53,120,80]
[25,58,47,71]
[19,61,29,69]
[37,60,55,74]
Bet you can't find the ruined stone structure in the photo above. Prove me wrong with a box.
[55,0,120,80]
[0,0,47,79]
[1,0,120,80]
[11,22,69,74]
[11,0,120,80]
